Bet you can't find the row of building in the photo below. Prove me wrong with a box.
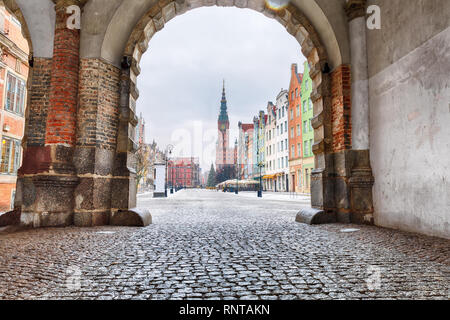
[0,4,29,212]
[216,62,314,194]
[135,115,201,193]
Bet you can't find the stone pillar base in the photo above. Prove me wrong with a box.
[349,150,375,225]
[19,175,79,228]
[110,208,152,227]
[73,211,110,227]
[296,208,337,225]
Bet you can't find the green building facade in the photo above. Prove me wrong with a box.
[300,61,314,193]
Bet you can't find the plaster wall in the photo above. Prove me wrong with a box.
[368,1,450,238]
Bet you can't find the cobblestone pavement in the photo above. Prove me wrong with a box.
[0,189,449,300]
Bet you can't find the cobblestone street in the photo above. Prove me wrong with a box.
[0,189,449,300]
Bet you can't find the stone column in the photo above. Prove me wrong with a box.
[73,58,121,226]
[110,57,138,215]
[18,0,81,227]
[345,0,375,224]
[346,0,369,150]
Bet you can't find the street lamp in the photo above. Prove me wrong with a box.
[256,126,264,198]
[165,144,173,197]
[170,159,174,194]
[235,138,239,195]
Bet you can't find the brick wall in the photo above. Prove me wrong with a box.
[26,58,52,146]
[77,58,120,150]
[45,6,80,146]
[331,64,352,152]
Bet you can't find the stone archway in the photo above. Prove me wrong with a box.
[7,0,375,228]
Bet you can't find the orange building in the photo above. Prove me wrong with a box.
[0,5,29,212]
[288,64,303,193]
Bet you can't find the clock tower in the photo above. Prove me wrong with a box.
[216,80,231,170]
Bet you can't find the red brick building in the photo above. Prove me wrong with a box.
[168,157,200,188]
[0,6,29,212]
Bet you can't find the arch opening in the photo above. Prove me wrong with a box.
[111,1,339,215]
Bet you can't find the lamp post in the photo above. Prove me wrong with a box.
[256,126,264,198]
[165,144,173,197]
[170,160,174,194]
[235,138,239,194]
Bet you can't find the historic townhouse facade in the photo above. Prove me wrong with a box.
[300,62,314,193]
[237,122,254,180]
[288,64,303,193]
[252,111,266,184]
[275,89,289,192]
[0,5,28,213]
[264,102,277,191]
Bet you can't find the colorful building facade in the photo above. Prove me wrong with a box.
[168,157,200,188]
[288,63,303,193]
[252,111,266,184]
[300,61,314,193]
[237,122,254,180]
[0,6,29,212]
[264,102,277,191]
[275,89,289,192]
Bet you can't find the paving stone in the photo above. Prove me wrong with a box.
[0,190,448,300]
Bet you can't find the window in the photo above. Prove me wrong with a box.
[280,123,283,133]
[309,99,313,110]
[304,140,309,156]
[291,145,295,157]
[5,73,26,115]
[1,137,21,174]
[291,127,294,138]
[290,109,294,120]
[295,88,298,97]
[309,119,313,132]
[297,143,301,157]
[310,139,313,155]
[303,100,307,113]
[304,121,308,133]
[285,121,288,132]
[297,124,300,136]
[296,105,300,117]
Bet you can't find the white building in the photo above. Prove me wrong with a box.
[264,102,277,191]
[275,89,289,192]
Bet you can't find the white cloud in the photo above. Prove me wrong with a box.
[137,6,306,170]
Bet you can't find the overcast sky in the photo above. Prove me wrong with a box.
[137,7,305,170]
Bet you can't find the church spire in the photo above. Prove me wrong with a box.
[218,79,229,122]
